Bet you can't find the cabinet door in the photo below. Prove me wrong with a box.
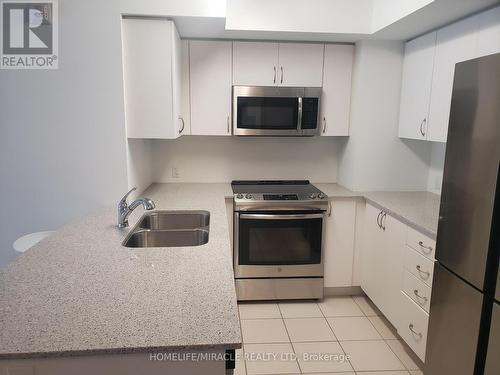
[477,6,500,57]
[190,41,232,136]
[428,16,479,142]
[323,199,356,287]
[122,19,177,139]
[361,204,386,308]
[320,44,354,136]
[233,42,279,86]
[398,32,436,141]
[361,204,406,326]
[278,43,324,87]
[377,211,407,325]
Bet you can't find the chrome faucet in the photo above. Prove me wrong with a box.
[118,187,155,228]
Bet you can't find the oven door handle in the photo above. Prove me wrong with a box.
[239,213,324,220]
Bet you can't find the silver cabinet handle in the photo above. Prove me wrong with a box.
[227,115,231,134]
[273,66,276,84]
[322,117,326,134]
[178,116,185,134]
[380,212,387,231]
[376,211,383,228]
[416,265,430,278]
[280,66,283,84]
[414,289,428,302]
[328,199,332,217]
[418,241,433,253]
[420,118,427,137]
[409,323,423,339]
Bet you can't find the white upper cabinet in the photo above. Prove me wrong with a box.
[233,42,279,86]
[477,6,500,57]
[277,43,324,87]
[232,41,324,87]
[122,18,182,139]
[320,44,354,136]
[398,32,436,141]
[398,7,500,143]
[427,16,480,143]
[190,40,233,136]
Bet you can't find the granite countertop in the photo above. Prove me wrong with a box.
[363,191,440,239]
[0,183,241,359]
[316,183,440,239]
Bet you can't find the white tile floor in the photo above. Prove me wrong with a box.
[236,295,424,375]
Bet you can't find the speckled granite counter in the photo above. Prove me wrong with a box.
[315,183,362,198]
[363,191,440,239]
[0,183,240,359]
[316,183,440,239]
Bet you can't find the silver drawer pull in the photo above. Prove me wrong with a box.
[414,289,428,302]
[418,241,433,253]
[416,265,430,278]
[409,323,423,339]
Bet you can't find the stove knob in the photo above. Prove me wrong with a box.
[309,193,317,199]
[245,194,253,199]
[318,193,326,199]
[236,193,244,199]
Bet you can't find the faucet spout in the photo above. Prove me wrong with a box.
[117,188,156,228]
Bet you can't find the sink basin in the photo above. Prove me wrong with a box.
[122,210,210,248]
[123,229,209,248]
[138,210,210,230]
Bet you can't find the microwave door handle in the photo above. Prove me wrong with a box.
[239,213,324,220]
[297,97,303,133]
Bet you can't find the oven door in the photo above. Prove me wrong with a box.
[234,212,324,278]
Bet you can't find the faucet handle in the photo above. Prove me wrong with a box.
[119,187,137,208]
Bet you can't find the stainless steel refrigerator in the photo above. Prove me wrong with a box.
[425,53,500,375]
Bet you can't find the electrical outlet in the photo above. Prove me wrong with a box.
[172,167,180,178]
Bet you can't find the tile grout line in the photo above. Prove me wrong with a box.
[351,296,417,372]
[277,302,303,375]
[236,303,250,375]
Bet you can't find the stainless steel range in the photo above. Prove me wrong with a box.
[232,180,328,301]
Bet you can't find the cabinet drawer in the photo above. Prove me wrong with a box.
[404,246,435,286]
[406,226,436,260]
[403,270,432,313]
[398,291,429,362]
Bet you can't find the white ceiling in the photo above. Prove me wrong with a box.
[174,0,500,42]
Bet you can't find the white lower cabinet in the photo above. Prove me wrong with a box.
[361,204,406,325]
[402,270,432,313]
[361,202,436,363]
[404,245,434,286]
[323,199,356,287]
[397,291,429,361]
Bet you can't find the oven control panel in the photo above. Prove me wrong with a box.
[234,192,326,202]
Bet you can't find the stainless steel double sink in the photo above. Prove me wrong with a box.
[123,210,210,248]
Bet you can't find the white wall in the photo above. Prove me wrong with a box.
[0,0,232,268]
[126,139,155,198]
[152,136,340,183]
[337,40,432,192]
[426,142,446,194]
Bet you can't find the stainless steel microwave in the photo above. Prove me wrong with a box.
[233,86,322,136]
